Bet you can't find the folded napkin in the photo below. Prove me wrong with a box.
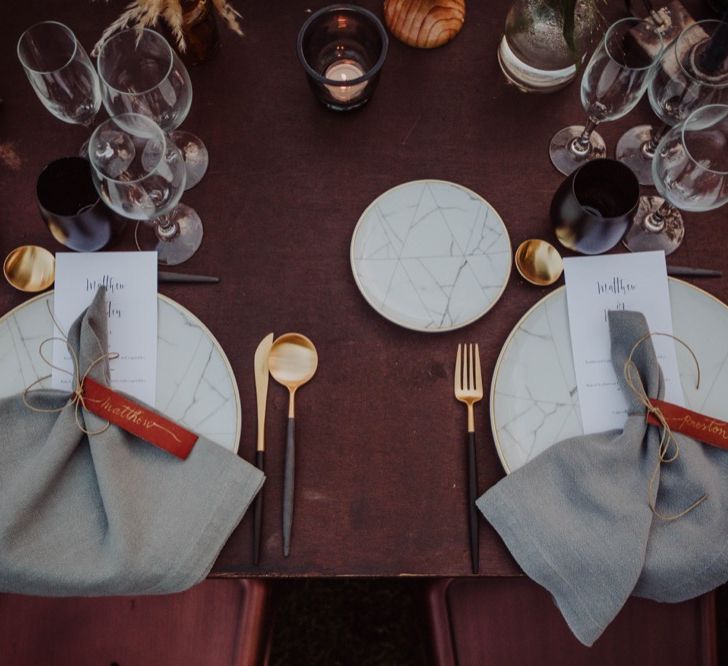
[478,310,728,646]
[0,288,264,596]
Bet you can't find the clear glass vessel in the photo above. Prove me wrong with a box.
[623,104,728,255]
[17,21,101,127]
[97,28,208,190]
[497,0,600,93]
[549,17,664,175]
[88,113,203,266]
[617,20,728,186]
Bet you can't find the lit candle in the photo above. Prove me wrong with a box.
[324,58,367,103]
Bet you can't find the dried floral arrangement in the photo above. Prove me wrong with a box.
[93,0,243,55]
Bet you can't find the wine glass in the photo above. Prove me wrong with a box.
[549,17,664,176]
[17,21,101,128]
[88,113,200,266]
[96,27,208,190]
[623,104,728,254]
[617,20,728,186]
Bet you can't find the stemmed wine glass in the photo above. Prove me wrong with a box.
[95,28,207,263]
[550,17,664,176]
[617,20,728,187]
[88,113,194,265]
[17,21,101,131]
[96,28,208,190]
[622,104,728,254]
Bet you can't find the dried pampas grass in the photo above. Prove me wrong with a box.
[93,0,243,56]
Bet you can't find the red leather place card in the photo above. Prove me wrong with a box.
[82,376,198,459]
[647,399,728,451]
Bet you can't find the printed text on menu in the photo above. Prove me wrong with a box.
[51,252,158,405]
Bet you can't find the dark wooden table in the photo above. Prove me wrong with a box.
[1,0,725,578]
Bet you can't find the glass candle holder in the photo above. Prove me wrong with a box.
[297,4,389,111]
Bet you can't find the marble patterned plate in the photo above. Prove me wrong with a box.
[491,279,728,473]
[0,292,241,452]
[350,180,512,332]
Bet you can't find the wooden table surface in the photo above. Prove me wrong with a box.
[1,0,725,578]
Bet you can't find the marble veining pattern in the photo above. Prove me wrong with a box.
[0,293,240,452]
[351,180,512,331]
[492,280,728,473]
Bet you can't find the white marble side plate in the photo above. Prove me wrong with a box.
[0,292,240,452]
[350,180,512,332]
[491,279,728,473]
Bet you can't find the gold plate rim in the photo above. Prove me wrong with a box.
[0,291,242,453]
[349,179,513,333]
[489,277,728,475]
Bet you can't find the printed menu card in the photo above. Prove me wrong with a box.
[564,251,684,434]
[52,252,158,405]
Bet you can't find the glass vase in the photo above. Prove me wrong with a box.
[174,0,220,66]
[498,0,600,93]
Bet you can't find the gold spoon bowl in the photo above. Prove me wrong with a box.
[268,332,318,558]
[3,245,55,292]
[514,239,564,287]
[268,333,319,414]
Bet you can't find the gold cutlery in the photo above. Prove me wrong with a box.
[454,343,483,574]
[252,333,274,565]
[268,333,319,557]
[3,245,220,293]
[515,239,563,286]
[3,246,55,292]
[515,238,723,286]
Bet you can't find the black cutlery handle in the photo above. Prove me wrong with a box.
[468,431,479,574]
[157,271,220,284]
[283,417,295,557]
[666,266,722,278]
[253,450,264,565]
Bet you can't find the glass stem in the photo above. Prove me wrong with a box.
[154,214,180,242]
[571,117,599,156]
[645,201,671,233]
[642,123,668,159]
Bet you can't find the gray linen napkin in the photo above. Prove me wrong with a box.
[0,288,264,596]
[478,310,728,646]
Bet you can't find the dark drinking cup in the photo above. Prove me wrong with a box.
[551,159,640,255]
[36,156,125,252]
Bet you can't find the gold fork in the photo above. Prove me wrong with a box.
[454,343,483,574]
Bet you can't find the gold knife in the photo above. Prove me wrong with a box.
[253,333,274,565]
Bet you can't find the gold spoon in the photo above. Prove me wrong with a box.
[3,245,219,292]
[3,246,55,292]
[514,239,564,286]
[268,333,319,557]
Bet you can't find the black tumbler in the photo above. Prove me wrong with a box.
[551,159,640,255]
[36,156,125,252]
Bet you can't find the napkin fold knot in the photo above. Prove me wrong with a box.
[478,310,728,646]
[1,286,265,597]
[622,330,707,521]
[21,296,118,437]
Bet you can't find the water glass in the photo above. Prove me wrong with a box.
[88,113,202,266]
[623,104,728,254]
[17,21,100,127]
[549,17,664,175]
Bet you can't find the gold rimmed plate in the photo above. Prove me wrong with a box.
[350,180,512,332]
[0,292,241,452]
[490,279,728,473]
